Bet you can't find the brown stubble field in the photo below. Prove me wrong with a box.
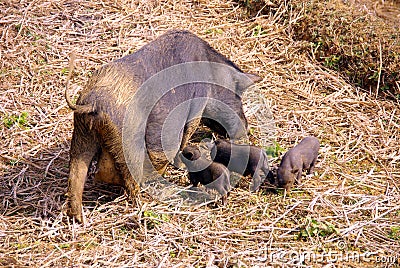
[0,0,399,267]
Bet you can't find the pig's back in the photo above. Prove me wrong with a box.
[76,30,244,128]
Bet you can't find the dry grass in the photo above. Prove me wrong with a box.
[1,0,399,267]
[290,0,400,97]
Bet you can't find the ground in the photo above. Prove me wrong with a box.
[0,0,399,267]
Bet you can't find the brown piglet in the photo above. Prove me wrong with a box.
[180,145,231,205]
[207,139,270,192]
[277,136,319,193]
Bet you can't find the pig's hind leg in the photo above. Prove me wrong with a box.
[66,127,100,223]
[94,149,123,185]
[250,171,263,192]
[250,155,269,192]
[259,155,270,186]
[172,118,202,169]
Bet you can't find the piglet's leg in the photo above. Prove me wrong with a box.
[250,171,262,192]
[251,153,270,191]
[296,168,302,184]
[66,130,99,223]
[308,157,317,175]
[213,184,227,199]
[223,177,232,194]
[210,174,229,205]
[258,164,270,187]
[191,179,200,187]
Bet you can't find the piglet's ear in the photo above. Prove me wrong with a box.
[186,152,194,160]
[203,142,214,151]
[245,73,262,83]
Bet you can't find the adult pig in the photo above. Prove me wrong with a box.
[277,136,319,193]
[65,30,261,222]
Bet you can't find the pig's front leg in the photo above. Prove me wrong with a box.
[295,167,303,184]
[173,117,202,169]
[308,157,317,175]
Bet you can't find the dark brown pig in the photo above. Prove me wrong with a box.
[65,30,261,222]
[207,139,270,192]
[277,136,319,193]
[180,145,231,205]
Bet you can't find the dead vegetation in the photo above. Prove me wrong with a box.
[0,0,399,267]
[241,0,400,98]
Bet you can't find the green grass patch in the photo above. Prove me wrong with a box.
[264,141,285,158]
[2,111,29,129]
[143,210,170,229]
[298,217,340,240]
[388,226,400,240]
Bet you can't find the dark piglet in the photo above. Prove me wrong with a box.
[65,30,260,222]
[208,139,270,192]
[180,146,231,205]
[277,136,320,193]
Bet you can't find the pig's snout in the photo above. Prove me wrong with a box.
[173,152,186,170]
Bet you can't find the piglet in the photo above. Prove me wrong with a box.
[207,139,270,192]
[277,136,320,193]
[180,145,231,205]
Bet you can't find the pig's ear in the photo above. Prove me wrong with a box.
[245,73,262,83]
[200,138,213,150]
[202,141,214,151]
[292,168,299,174]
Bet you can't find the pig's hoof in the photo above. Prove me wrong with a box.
[66,204,83,223]
[221,195,227,206]
[67,210,83,223]
[250,178,262,192]
[283,188,291,196]
[249,184,260,192]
